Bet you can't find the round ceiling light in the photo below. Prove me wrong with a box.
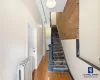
[46,0,56,8]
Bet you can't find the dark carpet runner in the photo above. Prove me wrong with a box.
[48,27,68,72]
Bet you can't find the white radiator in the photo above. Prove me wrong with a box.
[17,57,33,80]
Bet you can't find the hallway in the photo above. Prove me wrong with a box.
[0,0,100,80]
[33,51,72,80]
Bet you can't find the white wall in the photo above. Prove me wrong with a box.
[51,12,56,25]
[0,0,43,80]
[45,27,51,50]
[80,0,100,68]
[61,40,100,80]
[22,0,42,24]
[37,26,44,66]
[61,0,100,79]
[36,0,50,24]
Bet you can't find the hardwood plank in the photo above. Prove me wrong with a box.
[33,51,72,80]
[48,72,72,80]
[34,51,48,80]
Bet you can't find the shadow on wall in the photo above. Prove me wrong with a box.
[21,0,42,24]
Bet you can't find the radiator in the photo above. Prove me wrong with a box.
[17,57,33,80]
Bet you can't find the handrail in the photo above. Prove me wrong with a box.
[76,39,100,71]
[78,57,100,71]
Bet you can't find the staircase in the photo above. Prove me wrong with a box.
[48,26,68,72]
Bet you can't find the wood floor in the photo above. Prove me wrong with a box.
[33,51,72,80]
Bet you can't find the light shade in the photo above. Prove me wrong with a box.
[46,0,56,8]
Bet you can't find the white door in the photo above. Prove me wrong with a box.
[28,22,37,68]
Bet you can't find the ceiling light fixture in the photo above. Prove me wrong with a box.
[46,0,56,8]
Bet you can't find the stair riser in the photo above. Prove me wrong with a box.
[49,32,69,72]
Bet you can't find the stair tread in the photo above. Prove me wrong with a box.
[53,59,66,62]
[49,32,69,72]
[53,51,64,53]
[54,65,67,67]
[54,63,67,65]
[53,56,64,57]
[53,67,68,70]
[53,60,66,62]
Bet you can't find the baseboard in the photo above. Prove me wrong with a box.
[68,70,74,80]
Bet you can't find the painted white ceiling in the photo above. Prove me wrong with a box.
[22,0,67,25]
[36,0,67,25]
[42,0,67,12]
[51,12,56,25]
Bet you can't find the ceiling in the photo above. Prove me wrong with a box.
[42,0,67,12]
[36,0,67,24]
